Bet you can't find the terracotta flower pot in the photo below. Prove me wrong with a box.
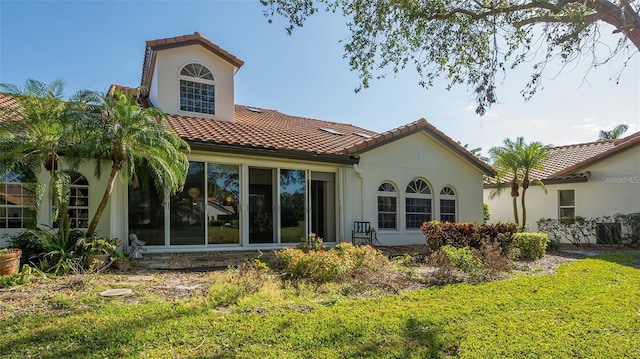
[0,248,22,276]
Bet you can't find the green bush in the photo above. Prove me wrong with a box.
[513,232,549,260]
[8,230,44,265]
[275,243,386,283]
[438,245,482,274]
[209,219,226,227]
[206,282,247,307]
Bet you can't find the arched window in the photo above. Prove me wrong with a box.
[179,63,215,115]
[440,186,456,222]
[68,172,90,228]
[405,178,431,229]
[377,182,397,229]
[0,171,37,229]
[53,172,90,229]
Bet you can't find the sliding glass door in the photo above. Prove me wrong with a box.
[248,167,275,244]
[207,164,240,244]
[280,169,306,243]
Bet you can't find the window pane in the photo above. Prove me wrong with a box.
[128,180,166,246]
[207,163,240,245]
[559,190,575,206]
[559,208,575,218]
[406,198,431,229]
[280,169,306,243]
[440,199,456,222]
[378,213,396,229]
[170,162,205,245]
[180,80,215,115]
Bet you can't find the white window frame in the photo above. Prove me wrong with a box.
[378,182,398,230]
[179,63,216,115]
[405,178,432,229]
[558,189,575,218]
[0,171,37,229]
[439,186,456,222]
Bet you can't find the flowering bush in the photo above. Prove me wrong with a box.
[276,242,386,283]
[296,233,325,251]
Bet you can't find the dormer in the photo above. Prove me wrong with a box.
[140,32,244,122]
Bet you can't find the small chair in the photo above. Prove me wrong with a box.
[352,221,373,245]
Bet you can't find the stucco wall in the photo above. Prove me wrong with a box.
[484,145,640,232]
[344,132,486,246]
[148,44,236,121]
[0,160,117,247]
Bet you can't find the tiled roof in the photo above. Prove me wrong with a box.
[141,32,244,93]
[486,132,640,185]
[167,104,378,161]
[347,118,496,176]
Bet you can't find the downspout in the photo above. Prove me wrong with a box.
[353,164,365,220]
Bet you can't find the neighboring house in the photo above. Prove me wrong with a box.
[0,32,495,251]
[484,133,640,236]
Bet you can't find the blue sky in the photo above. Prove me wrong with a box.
[1,0,638,156]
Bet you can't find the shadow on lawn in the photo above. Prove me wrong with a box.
[1,305,198,358]
[552,246,640,269]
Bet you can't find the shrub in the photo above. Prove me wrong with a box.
[480,240,513,273]
[209,219,226,227]
[7,230,44,265]
[275,242,387,283]
[421,220,518,253]
[206,262,274,308]
[513,232,549,260]
[437,245,482,274]
[296,233,325,251]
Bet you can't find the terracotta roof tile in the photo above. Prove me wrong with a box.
[487,133,640,184]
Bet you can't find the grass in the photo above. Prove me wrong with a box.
[2,253,639,358]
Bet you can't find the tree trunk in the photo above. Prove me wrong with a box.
[87,163,120,236]
[512,196,519,227]
[521,186,528,231]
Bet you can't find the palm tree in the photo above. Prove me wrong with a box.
[0,79,99,226]
[489,137,551,229]
[70,88,190,235]
[489,138,524,226]
[518,141,551,228]
[599,124,629,140]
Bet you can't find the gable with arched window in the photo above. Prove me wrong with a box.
[0,171,37,229]
[377,182,397,229]
[405,178,432,229]
[179,63,216,115]
[440,186,457,222]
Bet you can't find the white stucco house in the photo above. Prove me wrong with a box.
[484,132,640,236]
[0,32,495,252]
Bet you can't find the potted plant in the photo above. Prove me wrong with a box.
[82,237,116,269]
[111,251,131,271]
[0,248,22,275]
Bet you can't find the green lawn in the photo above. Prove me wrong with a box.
[2,253,640,358]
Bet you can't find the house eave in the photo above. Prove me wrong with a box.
[188,141,359,165]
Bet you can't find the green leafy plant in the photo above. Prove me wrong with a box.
[513,232,549,260]
[296,232,325,251]
[437,245,482,274]
[80,237,116,255]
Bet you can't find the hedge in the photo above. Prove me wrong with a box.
[421,220,518,252]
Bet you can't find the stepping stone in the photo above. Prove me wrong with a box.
[148,262,169,269]
[128,275,155,281]
[100,288,133,297]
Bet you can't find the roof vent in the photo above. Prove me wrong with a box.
[320,127,344,135]
[355,132,372,139]
[247,107,263,113]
